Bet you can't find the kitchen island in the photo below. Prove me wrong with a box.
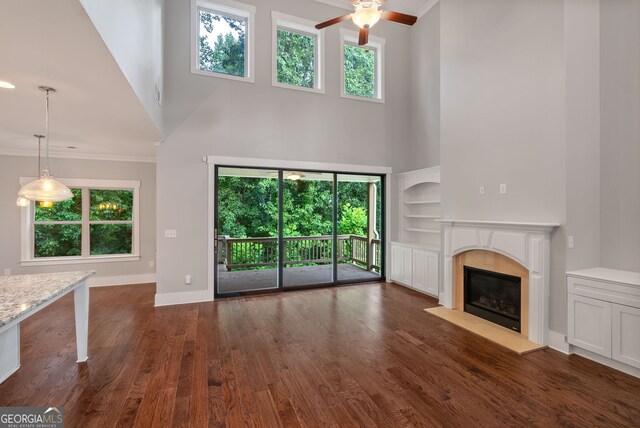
[0,271,94,383]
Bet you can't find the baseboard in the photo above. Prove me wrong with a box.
[573,347,640,379]
[154,289,213,307]
[89,273,156,287]
[547,330,572,355]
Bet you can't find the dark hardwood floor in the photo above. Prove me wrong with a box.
[1,282,639,427]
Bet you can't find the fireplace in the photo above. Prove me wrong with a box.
[464,266,522,332]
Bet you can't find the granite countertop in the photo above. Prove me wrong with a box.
[0,271,95,328]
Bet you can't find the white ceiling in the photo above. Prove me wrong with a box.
[0,0,162,162]
[314,0,438,17]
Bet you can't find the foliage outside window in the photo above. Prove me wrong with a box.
[198,9,246,77]
[271,12,324,93]
[194,0,255,82]
[344,44,376,98]
[25,181,139,263]
[341,30,384,102]
[276,29,316,89]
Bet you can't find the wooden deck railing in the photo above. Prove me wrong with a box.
[218,234,381,272]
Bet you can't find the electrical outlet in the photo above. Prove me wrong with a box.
[499,183,507,194]
[479,186,486,195]
[165,229,177,238]
[3,268,10,276]
[185,274,192,285]
[568,236,574,249]
[149,260,155,268]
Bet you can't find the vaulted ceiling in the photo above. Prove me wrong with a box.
[0,0,161,161]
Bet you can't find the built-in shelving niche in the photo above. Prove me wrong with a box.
[398,166,441,249]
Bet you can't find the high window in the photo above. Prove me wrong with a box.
[340,29,385,102]
[272,12,325,93]
[20,179,140,266]
[192,0,255,82]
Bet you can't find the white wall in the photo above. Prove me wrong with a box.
[0,155,156,284]
[565,0,601,271]
[408,2,440,170]
[439,0,567,333]
[156,0,413,297]
[599,0,640,272]
[79,0,163,132]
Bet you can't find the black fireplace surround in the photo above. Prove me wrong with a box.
[464,266,522,332]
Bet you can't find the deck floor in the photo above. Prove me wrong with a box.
[218,263,380,293]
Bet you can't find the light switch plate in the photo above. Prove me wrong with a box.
[568,236,574,249]
[480,186,486,195]
[165,229,177,238]
[499,183,507,194]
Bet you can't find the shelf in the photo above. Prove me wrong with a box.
[405,215,440,219]
[405,228,441,234]
[404,200,441,205]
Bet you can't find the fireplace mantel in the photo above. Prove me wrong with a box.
[439,219,559,345]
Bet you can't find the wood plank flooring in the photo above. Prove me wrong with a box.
[1,282,639,427]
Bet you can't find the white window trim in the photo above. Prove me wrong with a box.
[340,28,385,103]
[271,11,325,94]
[19,178,141,266]
[191,0,256,83]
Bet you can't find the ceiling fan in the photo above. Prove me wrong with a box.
[315,1,418,46]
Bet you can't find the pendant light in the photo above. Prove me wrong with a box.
[16,134,45,207]
[17,86,73,204]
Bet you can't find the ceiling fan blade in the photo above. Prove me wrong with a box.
[315,14,352,29]
[358,27,369,46]
[380,10,418,26]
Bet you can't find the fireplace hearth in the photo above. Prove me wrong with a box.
[464,266,521,332]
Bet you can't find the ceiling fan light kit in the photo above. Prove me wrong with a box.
[316,1,418,46]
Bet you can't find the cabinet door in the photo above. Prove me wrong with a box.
[412,250,427,292]
[425,252,439,297]
[390,244,403,282]
[612,303,640,369]
[401,247,413,285]
[568,294,612,357]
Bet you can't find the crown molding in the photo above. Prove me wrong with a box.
[0,148,156,163]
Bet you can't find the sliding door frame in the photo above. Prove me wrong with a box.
[208,156,392,299]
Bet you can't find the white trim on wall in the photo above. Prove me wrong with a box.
[0,148,156,163]
[90,273,156,287]
[547,330,572,355]
[271,11,326,94]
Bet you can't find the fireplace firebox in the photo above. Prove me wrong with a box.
[464,266,521,332]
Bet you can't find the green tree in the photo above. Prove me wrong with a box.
[277,30,315,88]
[199,11,245,77]
[344,44,375,98]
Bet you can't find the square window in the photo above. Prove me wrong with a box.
[272,12,325,93]
[276,29,316,89]
[34,224,82,258]
[90,224,133,255]
[340,29,385,102]
[193,0,255,82]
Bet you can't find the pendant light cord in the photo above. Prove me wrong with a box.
[45,89,50,173]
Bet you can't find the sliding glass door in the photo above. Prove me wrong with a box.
[215,167,279,294]
[214,166,385,297]
[337,174,383,283]
[282,171,334,288]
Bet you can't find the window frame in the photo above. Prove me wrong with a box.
[191,0,256,83]
[340,28,385,103]
[271,11,325,94]
[20,178,141,266]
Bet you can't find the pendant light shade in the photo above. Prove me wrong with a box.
[16,87,73,205]
[17,172,73,202]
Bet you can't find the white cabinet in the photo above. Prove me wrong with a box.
[612,303,640,369]
[567,268,640,372]
[390,242,439,297]
[568,294,612,357]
